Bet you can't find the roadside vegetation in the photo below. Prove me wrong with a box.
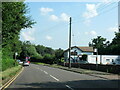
[2,2,64,72]
[1,2,64,85]
[89,33,120,55]
[1,2,35,85]
[1,1,120,82]
[19,41,64,64]
[2,2,35,71]
[1,65,22,85]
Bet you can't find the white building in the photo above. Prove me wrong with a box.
[64,46,94,63]
[87,55,120,65]
[64,46,120,65]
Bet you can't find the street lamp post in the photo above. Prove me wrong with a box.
[14,52,18,66]
[94,48,98,70]
[15,52,18,61]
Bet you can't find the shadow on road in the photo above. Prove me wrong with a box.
[6,79,120,90]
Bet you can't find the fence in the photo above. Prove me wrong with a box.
[61,63,120,74]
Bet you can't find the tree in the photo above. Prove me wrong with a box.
[20,41,43,60]
[89,36,110,54]
[2,2,35,56]
[35,45,46,56]
[89,33,120,55]
[54,48,64,63]
[2,2,35,70]
[108,32,120,55]
[2,2,35,46]
[111,32,120,45]
[44,47,55,55]
[43,54,55,64]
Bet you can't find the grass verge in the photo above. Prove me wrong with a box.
[32,62,111,75]
[1,65,22,86]
[32,62,62,68]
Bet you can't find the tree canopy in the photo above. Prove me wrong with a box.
[89,32,120,55]
[2,2,35,71]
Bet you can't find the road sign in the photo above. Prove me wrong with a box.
[15,52,18,56]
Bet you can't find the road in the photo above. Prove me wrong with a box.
[7,64,119,90]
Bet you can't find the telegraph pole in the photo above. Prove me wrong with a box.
[118,1,120,32]
[69,17,72,68]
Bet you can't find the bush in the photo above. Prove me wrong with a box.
[82,54,87,61]
[43,54,55,64]
[30,54,43,62]
[2,57,18,71]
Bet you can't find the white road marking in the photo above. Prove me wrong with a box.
[50,75,59,81]
[44,71,48,74]
[36,67,43,71]
[40,69,43,71]
[65,85,74,90]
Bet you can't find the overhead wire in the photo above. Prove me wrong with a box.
[38,1,118,36]
[72,2,118,24]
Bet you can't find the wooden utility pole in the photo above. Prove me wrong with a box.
[118,1,120,32]
[69,17,72,68]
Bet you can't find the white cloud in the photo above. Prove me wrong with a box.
[40,7,53,15]
[108,27,118,32]
[90,31,97,36]
[46,35,52,40]
[85,30,97,36]
[21,28,35,41]
[102,0,111,4]
[83,4,99,26]
[60,13,70,22]
[49,15,59,21]
[83,19,91,26]
[107,24,119,32]
[49,13,70,22]
[83,4,98,19]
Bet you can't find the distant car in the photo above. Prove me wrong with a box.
[17,60,20,62]
[27,61,30,64]
[23,61,29,66]
[19,61,23,64]
[17,60,23,65]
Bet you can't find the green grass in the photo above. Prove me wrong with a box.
[32,62,49,66]
[1,65,22,85]
[32,62,111,75]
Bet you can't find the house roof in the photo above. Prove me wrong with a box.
[78,47,93,52]
[64,46,94,52]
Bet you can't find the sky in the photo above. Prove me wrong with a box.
[19,0,119,50]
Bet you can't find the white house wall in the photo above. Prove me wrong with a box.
[87,55,120,65]
[101,55,120,65]
[64,47,93,63]
[66,47,93,57]
[87,55,101,64]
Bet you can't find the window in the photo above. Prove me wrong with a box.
[116,59,120,61]
[71,51,77,55]
[106,59,110,62]
[112,59,114,62]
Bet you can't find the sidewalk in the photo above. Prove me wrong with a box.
[44,64,119,80]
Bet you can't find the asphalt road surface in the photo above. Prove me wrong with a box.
[6,64,119,90]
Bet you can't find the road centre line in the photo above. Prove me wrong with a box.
[35,67,43,71]
[44,71,48,74]
[65,85,74,90]
[50,75,59,81]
